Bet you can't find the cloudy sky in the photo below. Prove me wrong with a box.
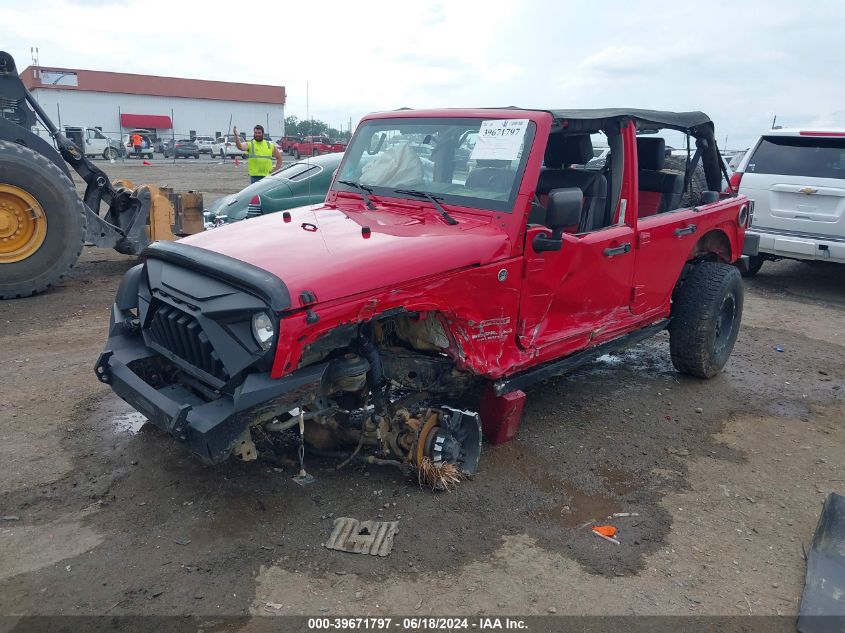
[2,0,844,148]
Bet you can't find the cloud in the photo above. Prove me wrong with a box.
[2,0,844,148]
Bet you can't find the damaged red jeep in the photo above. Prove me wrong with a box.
[96,108,757,487]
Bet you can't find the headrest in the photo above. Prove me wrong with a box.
[544,134,593,168]
[636,137,666,171]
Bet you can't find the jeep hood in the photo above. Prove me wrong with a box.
[178,203,511,306]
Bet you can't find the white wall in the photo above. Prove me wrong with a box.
[30,89,285,139]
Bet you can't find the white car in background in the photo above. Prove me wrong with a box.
[212,134,247,159]
[732,128,845,276]
[194,135,215,154]
[63,126,123,159]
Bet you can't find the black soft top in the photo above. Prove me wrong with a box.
[546,108,713,136]
[543,108,721,191]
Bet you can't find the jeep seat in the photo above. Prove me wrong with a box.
[536,134,608,232]
[637,137,683,217]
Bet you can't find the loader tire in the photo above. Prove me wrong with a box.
[0,140,86,299]
[669,261,743,378]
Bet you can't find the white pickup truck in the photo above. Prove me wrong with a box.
[62,126,124,159]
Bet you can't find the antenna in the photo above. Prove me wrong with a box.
[31,46,39,66]
[771,115,777,129]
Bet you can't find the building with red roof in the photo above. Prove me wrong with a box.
[20,64,286,143]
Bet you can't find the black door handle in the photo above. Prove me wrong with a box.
[674,224,697,237]
[603,243,632,257]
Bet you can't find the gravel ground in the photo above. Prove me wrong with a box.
[0,160,843,625]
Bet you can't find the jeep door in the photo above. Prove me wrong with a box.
[631,208,701,317]
[517,129,638,363]
[630,132,719,317]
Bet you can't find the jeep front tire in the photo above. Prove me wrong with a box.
[669,261,743,378]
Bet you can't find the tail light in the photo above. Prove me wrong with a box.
[248,195,261,209]
[728,171,743,192]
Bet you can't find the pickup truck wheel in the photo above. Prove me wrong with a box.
[663,155,708,208]
[740,254,765,278]
[0,140,86,299]
[669,261,743,378]
[312,149,319,157]
[294,149,301,160]
[103,147,119,160]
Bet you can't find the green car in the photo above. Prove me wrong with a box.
[205,152,342,226]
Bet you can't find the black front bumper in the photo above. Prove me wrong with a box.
[95,313,326,464]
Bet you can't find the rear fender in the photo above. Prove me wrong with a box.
[686,228,733,263]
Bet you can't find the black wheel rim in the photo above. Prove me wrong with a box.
[714,293,736,355]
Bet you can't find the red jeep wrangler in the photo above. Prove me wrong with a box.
[96,108,757,488]
[292,135,334,159]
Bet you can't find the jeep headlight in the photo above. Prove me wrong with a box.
[252,312,275,351]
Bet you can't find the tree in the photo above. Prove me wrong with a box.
[284,115,300,135]
[285,116,351,140]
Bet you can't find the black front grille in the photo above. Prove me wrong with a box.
[148,304,229,383]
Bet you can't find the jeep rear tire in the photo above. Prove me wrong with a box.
[669,261,743,378]
[0,140,86,299]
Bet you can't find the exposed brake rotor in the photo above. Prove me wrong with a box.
[413,406,482,490]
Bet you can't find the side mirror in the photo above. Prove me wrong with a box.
[533,188,583,252]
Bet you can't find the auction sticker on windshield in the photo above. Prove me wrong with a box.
[470,119,529,161]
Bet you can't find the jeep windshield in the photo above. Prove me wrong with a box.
[334,117,536,213]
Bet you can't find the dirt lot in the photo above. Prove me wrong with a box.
[1,160,843,626]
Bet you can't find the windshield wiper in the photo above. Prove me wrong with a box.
[393,189,458,225]
[337,180,376,209]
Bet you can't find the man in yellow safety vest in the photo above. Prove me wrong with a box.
[233,124,283,183]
